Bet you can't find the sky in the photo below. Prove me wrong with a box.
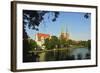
[25,11,91,41]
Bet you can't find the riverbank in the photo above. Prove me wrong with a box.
[29,45,88,53]
[28,47,91,62]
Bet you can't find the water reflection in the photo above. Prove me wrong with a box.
[31,48,91,62]
[70,48,91,60]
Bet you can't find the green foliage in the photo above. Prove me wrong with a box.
[87,40,91,49]
[67,39,73,45]
[50,36,60,48]
[78,40,91,49]
[44,36,60,50]
[29,39,37,50]
[64,39,76,47]
[60,39,67,48]
[43,38,51,49]
[43,35,91,50]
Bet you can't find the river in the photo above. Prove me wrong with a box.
[32,47,91,62]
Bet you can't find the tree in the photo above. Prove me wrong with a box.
[44,36,60,50]
[43,38,51,50]
[84,13,90,19]
[67,39,73,45]
[29,39,37,51]
[78,41,86,46]
[50,36,60,48]
[23,39,33,62]
[23,10,59,39]
[78,40,91,48]
[60,39,67,48]
[87,40,91,49]
[62,39,75,48]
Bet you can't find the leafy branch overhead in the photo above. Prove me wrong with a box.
[23,10,59,31]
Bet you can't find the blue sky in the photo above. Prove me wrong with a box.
[25,11,91,41]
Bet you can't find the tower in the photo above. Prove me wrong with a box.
[60,24,69,40]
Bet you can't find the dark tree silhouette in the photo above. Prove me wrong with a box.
[84,13,90,19]
[23,10,59,39]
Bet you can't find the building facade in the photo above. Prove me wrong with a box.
[35,33,50,49]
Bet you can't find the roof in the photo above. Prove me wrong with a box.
[36,33,50,41]
[37,33,50,37]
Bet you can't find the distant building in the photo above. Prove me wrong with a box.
[60,32,69,40]
[59,24,69,41]
[35,33,50,49]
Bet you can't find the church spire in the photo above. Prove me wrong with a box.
[60,24,69,40]
[61,24,68,33]
[61,24,64,33]
[66,24,68,34]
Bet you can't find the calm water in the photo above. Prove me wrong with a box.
[32,48,91,62]
[70,48,90,60]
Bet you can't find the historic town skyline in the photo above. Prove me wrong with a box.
[25,11,91,41]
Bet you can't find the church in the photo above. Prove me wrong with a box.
[59,25,69,41]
